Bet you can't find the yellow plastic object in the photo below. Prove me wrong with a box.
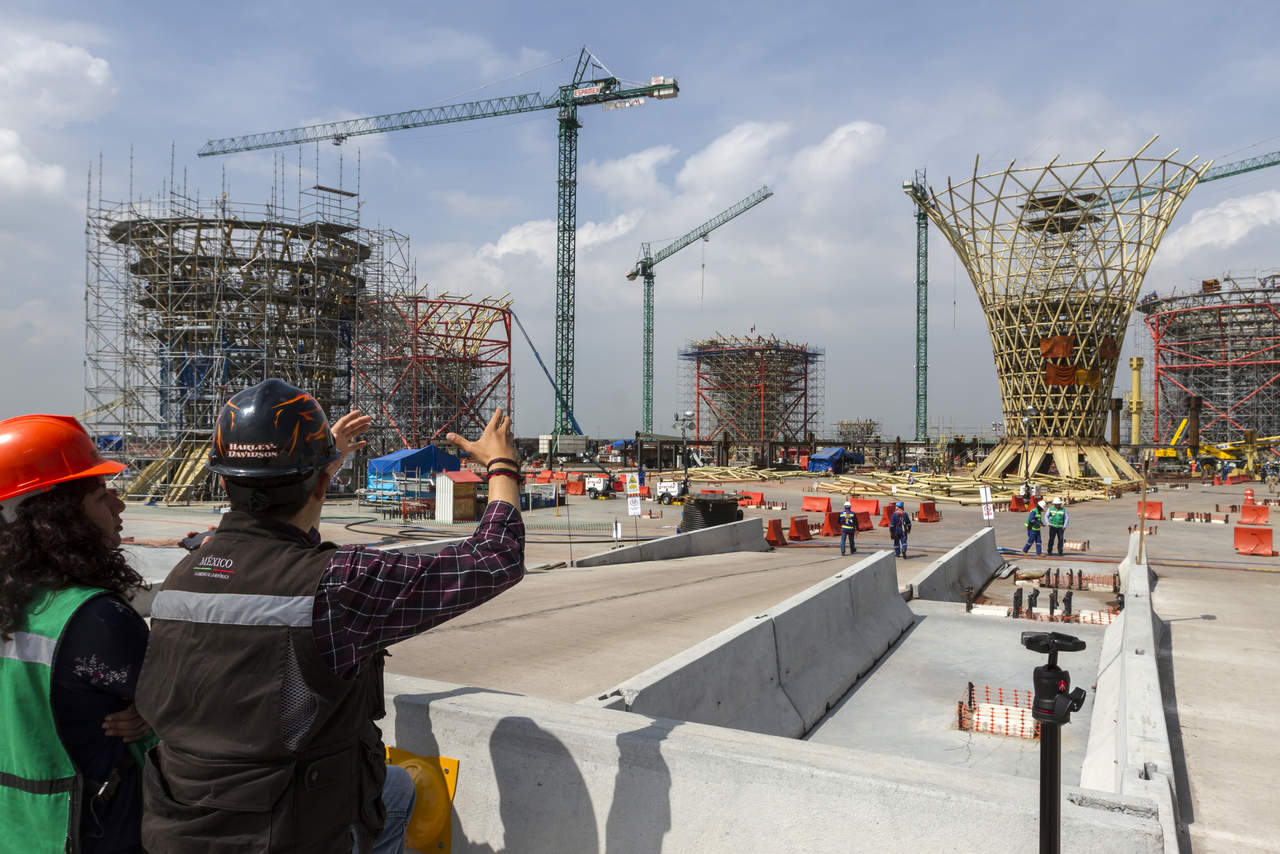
[386,746,459,852]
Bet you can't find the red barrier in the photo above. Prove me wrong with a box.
[536,471,553,483]
[819,511,841,537]
[553,471,568,481]
[565,481,585,495]
[745,491,765,506]
[638,486,650,497]
[700,489,724,494]
[855,511,873,532]
[1009,494,1028,512]
[788,516,813,541]
[1233,525,1277,556]
[1138,500,1164,520]
[917,501,940,522]
[765,518,787,547]
[879,505,896,527]
[1213,475,1222,486]
[801,495,831,513]
[848,498,880,517]
[1244,488,1255,505]
[1240,504,1270,525]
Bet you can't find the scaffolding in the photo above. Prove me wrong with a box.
[678,333,824,451]
[1137,271,1280,445]
[915,138,1207,482]
[85,158,412,501]
[352,292,513,456]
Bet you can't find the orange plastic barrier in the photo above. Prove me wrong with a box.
[701,489,724,494]
[553,471,568,481]
[565,481,585,495]
[788,516,813,541]
[1138,500,1164,520]
[917,501,940,522]
[638,486,650,497]
[1213,475,1222,486]
[1240,504,1270,525]
[879,505,896,527]
[536,471,553,483]
[1244,488,1255,505]
[1233,525,1277,556]
[819,511,841,537]
[1009,494,1028,512]
[855,511,873,532]
[848,498,879,517]
[765,518,787,547]
[802,495,831,513]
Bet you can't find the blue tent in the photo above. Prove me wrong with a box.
[808,447,848,473]
[366,446,461,499]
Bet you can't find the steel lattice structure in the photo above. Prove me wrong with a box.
[916,138,1207,482]
[1137,273,1280,445]
[352,293,513,455]
[84,170,412,501]
[679,334,824,448]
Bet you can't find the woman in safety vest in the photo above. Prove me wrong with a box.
[0,415,153,854]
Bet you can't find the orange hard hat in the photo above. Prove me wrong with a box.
[0,415,126,515]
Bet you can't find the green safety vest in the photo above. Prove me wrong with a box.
[1046,507,1066,527]
[0,586,148,854]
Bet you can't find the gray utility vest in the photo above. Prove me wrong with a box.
[136,512,386,854]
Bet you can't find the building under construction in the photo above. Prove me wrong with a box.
[1137,272,1280,446]
[84,163,511,501]
[679,334,824,456]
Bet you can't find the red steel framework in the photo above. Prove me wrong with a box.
[353,293,513,453]
[1138,274,1280,444]
[678,334,824,448]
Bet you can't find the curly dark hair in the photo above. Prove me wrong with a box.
[0,477,145,640]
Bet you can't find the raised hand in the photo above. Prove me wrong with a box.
[328,409,374,475]
[447,408,516,468]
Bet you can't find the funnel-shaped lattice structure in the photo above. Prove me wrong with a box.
[914,138,1207,481]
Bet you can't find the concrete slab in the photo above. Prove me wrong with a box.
[807,599,1107,783]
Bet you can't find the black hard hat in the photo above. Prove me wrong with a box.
[208,379,339,479]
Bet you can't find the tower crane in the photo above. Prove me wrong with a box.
[197,47,679,436]
[903,146,1280,445]
[625,185,774,432]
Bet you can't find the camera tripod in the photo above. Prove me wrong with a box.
[1022,631,1088,854]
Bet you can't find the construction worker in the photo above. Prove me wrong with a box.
[0,415,155,853]
[1046,497,1069,556]
[839,500,858,556]
[890,501,911,557]
[1023,499,1047,555]
[135,379,526,854]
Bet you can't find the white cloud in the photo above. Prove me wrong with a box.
[578,212,642,250]
[582,145,678,203]
[0,28,116,128]
[480,219,556,266]
[788,121,886,189]
[0,129,64,194]
[1160,190,1280,262]
[676,121,790,193]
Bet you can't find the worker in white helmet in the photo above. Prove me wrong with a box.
[1045,497,1069,556]
[839,500,858,556]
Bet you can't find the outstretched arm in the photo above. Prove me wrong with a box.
[447,408,520,506]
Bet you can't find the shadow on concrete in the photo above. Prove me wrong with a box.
[1154,613,1197,853]
[605,719,673,853]
[490,716,599,853]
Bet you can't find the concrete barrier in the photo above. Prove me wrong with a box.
[391,678,1167,852]
[590,551,915,737]
[769,555,898,730]
[574,519,768,567]
[1080,532,1180,853]
[906,527,1001,602]
[605,611,805,738]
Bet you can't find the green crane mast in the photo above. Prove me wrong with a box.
[903,146,1280,444]
[625,185,774,432]
[197,47,679,436]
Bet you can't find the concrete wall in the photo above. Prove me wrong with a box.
[1080,532,1180,853]
[586,551,915,737]
[574,518,768,568]
[906,527,1001,602]
[391,677,1167,853]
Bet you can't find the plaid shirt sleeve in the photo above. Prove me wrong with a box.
[313,500,525,678]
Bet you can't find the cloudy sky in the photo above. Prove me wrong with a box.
[4,0,1280,440]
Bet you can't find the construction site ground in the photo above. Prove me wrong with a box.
[119,478,1279,853]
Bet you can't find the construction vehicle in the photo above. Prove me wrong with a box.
[1153,418,1189,460]
[655,480,687,505]
[585,474,614,499]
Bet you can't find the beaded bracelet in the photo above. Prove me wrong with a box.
[486,457,519,471]
[486,469,520,481]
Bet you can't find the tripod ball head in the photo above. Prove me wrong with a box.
[1022,631,1088,726]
